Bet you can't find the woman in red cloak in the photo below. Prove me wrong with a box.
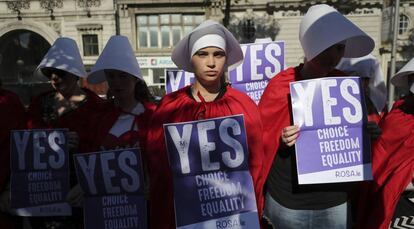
[87,35,156,153]
[26,37,105,229]
[258,4,377,229]
[146,20,264,229]
[357,57,414,229]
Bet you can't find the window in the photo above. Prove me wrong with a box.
[141,68,149,77]
[399,14,410,35]
[136,14,205,48]
[82,34,99,56]
[153,68,165,84]
[138,16,148,47]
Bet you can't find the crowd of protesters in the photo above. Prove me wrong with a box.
[0,4,413,229]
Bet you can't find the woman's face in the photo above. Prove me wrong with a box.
[105,69,137,101]
[308,42,346,74]
[43,68,79,97]
[191,46,226,88]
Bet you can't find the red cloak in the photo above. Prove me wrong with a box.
[146,85,264,229]
[91,101,156,152]
[357,99,414,229]
[0,88,25,229]
[258,65,346,184]
[0,88,25,191]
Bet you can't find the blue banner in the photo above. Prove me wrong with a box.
[164,115,260,229]
[74,148,147,229]
[10,129,71,216]
[290,77,372,184]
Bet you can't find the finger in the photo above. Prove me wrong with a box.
[286,138,297,147]
[285,133,299,144]
[283,127,300,138]
[283,125,299,132]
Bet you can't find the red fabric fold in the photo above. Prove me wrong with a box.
[357,99,414,229]
[0,89,24,229]
[0,88,25,191]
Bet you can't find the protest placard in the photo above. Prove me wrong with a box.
[165,69,195,94]
[164,115,260,229]
[10,129,71,216]
[290,77,372,184]
[74,148,146,229]
[228,41,284,104]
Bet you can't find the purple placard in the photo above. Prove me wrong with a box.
[74,148,146,229]
[164,115,260,229]
[290,77,372,184]
[228,41,285,104]
[165,69,195,94]
[10,129,71,216]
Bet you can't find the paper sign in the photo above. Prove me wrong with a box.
[290,77,372,184]
[165,69,195,94]
[74,148,147,229]
[10,129,71,216]
[164,115,260,229]
[229,41,285,104]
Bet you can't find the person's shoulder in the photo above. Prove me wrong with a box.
[392,98,405,109]
[28,90,55,107]
[158,86,190,107]
[0,88,19,101]
[271,66,297,80]
[258,67,299,109]
[262,67,297,96]
[82,88,105,103]
[143,101,157,113]
[226,87,257,107]
[0,88,24,109]
[266,66,298,88]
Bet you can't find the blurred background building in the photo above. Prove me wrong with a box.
[0,0,412,105]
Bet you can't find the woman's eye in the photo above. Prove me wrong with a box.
[214,52,225,57]
[196,51,208,56]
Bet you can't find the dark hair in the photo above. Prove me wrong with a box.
[41,67,79,81]
[134,80,154,103]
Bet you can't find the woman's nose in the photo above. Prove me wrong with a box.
[207,55,215,68]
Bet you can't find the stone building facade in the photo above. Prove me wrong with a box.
[0,0,116,103]
[1,0,414,102]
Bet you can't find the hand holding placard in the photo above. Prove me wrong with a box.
[281,125,300,147]
[290,77,372,184]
